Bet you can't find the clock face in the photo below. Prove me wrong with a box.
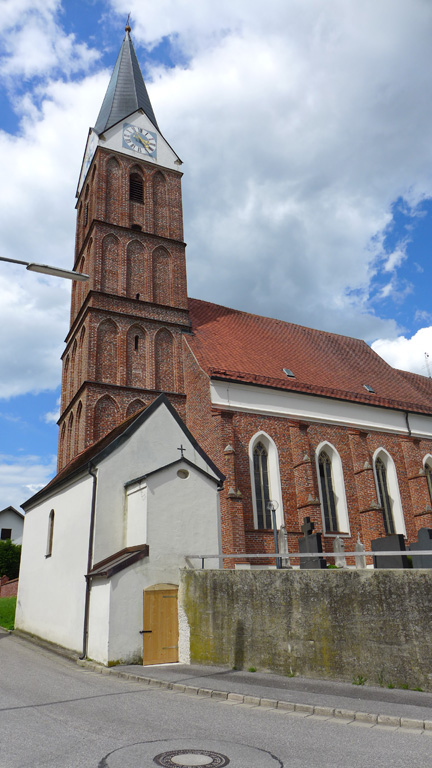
[122,123,157,157]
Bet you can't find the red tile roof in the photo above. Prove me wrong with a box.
[187,298,432,415]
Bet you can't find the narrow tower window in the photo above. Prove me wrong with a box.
[130,173,144,203]
[253,442,271,529]
[134,335,139,351]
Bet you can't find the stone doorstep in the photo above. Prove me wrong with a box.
[78,660,430,731]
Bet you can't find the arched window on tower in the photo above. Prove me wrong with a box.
[130,172,144,203]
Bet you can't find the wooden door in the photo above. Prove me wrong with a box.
[143,585,179,665]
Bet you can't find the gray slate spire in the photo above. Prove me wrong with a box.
[94,27,159,135]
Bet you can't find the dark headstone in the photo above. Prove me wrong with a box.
[371,534,409,569]
[409,528,432,568]
[298,516,327,569]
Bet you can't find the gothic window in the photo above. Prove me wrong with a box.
[130,172,144,203]
[425,460,432,505]
[126,325,146,387]
[106,156,120,224]
[95,319,118,384]
[253,442,271,529]
[66,412,74,466]
[74,401,82,456]
[153,171,168,236]
[154,328,174,391]
[318,451,338,532]
[152,246,172,305]
[249,432,283,530]
[46,510,55,558]
[93,395,119,442]
[126,399,145,419]
[126,240,146,299]
[101,234,119,293]
[375,456,395,535]
[316,442,349,535]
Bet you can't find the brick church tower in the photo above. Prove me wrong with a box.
[57,25,189,470]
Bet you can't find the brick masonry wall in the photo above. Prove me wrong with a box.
[180,569,432,690]
[0,576,18,598]
[182,344,432,556]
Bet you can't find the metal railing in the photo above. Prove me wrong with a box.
[185,550,432,569]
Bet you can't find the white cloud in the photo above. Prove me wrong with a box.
[372,328,432,376]
[0,453,57,511]
[44,399,61,425]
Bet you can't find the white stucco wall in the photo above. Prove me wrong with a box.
[97,461,221,664]
[87,580,110,664]
[0,509,24,545]
[92,405,220,565]
[15,474,93,652]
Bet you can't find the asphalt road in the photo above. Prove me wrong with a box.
[1,631,431,768]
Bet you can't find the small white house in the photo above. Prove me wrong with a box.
[15,395,224,665]
[0,506,24,545]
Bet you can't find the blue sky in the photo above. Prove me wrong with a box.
[1,0,432,510]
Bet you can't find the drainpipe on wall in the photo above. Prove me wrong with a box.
[80,462,98,660]
[405,411,412,437]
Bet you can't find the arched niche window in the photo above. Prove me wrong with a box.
[315,442,349,535]
[46,510,55,558]
[373,449,405,536]
[130,172,144,203]
[249,432,283,530]
[423,456,432,505]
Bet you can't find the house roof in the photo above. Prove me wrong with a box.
[94,28,159,135]
[187,298,432,416]
[0,506,24,519]
[22,394,224,511]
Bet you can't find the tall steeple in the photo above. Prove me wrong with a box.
[57,27,189,471]
[94,26,159,135]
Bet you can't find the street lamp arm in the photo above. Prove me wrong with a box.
[0,256,89,282]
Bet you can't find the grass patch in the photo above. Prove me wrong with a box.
[0,597,16,630]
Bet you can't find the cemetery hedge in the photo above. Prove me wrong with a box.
[0,540,21,579]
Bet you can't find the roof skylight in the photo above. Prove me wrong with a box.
[363,384,375,393]
[283,368,295,378]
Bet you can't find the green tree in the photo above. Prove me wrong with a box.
[0,540,21,580]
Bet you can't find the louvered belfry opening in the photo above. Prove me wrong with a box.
[130,172,144,203]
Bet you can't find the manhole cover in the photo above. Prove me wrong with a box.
[153,749,230,767]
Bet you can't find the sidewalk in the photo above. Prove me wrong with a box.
[7,628,432,729]
[78,658,432,729]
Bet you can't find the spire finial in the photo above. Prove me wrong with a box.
[125,13,131,33]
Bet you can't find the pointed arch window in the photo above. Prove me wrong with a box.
[425,460,432,505]
[130,173,144,203]
[318,451,338,532]
[375,456,395,535]
[315,442,349,535]
[253,442,271,529]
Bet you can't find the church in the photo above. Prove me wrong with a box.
[15,25,432,663]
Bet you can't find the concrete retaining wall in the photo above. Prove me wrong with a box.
[180,569,432,691]
[0,576,18,597]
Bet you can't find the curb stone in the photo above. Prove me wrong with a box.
[77,659,430,732]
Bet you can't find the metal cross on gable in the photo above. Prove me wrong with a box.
[177,444,186,458]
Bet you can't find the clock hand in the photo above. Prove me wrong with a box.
[133,132,151,149]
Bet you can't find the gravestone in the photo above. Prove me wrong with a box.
[333,536,347,568]
[354,534,367,569]
[409,528,432,568]
[278,525,291,568]
[371,534,409,569]
[298,517,327,569]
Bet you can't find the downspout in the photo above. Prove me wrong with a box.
[80,462,98,660]
[405,411,412,437]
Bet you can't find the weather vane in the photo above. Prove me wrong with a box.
[125,12,131,32]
